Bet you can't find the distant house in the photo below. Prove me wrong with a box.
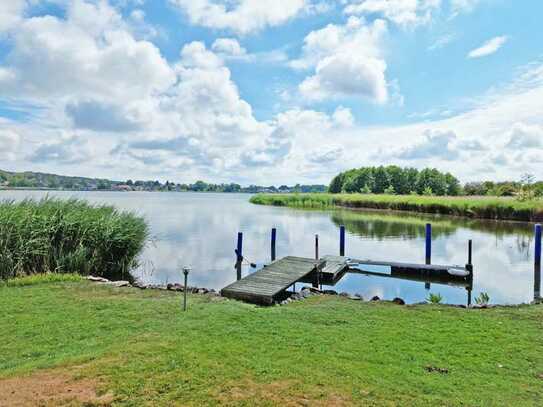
[112,184,133,192]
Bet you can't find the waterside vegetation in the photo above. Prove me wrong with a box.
[250,193,543,222]
[0,198,148,281]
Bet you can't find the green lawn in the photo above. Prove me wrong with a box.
[1,278,542,406]
[250,193,543,222]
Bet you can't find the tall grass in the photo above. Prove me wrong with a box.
[0,198,148,281]
[250,193,543,222]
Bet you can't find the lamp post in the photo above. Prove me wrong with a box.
[183,266,190,311]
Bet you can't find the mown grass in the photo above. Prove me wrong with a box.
[250,193,543,222]
[0,198,148,281]
[1,278,542,406]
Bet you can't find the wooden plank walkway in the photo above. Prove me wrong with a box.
[221,256,324,305]
[320,255,350,281]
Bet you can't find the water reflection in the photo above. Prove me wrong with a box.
[0,190,539,305]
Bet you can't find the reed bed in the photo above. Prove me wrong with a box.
[250,193,543,222]
[0,198,148,281]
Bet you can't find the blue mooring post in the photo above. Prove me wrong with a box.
[236,232,243,280]
[535,224,541,300]
[271,228,276,262]
[340,225,345,256]
[425,223,432,265]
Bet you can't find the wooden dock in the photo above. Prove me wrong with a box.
[221,256,328,305]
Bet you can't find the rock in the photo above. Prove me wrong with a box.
[280,300,288,305]
[290,293,302,301]
[347,294,362,301]
[300,290,312,299]
[104,280,130,287]
[323,289,338,295]
[197,288,209,294]
[133,282,147,289]
[339,292,350,297]
[87,276,109,283]
[392,297,405,305]
[371,296,380,301]
[471,304,490,309]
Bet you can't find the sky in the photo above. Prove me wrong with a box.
[0,0,542,185]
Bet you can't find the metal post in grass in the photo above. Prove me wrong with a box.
[425,223,432,265]
[271,228,277,262]
[315,234,319,260]
[313,261,320,289]
[340,225,345,257]
[535,225,541,300]
[183,266,190,311]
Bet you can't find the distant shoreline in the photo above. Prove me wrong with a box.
[0,187,255,193]
[250,193,543,223]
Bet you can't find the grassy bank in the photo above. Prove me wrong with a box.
[0,198,148,281]
[1,278,542,406]
[250,193,543,222]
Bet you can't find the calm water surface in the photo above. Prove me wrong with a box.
[2,191,540,305]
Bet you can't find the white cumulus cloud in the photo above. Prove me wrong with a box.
[294,17,389,104]
[169,0,321,35]
[211,38,247,56]
[344,0,441,27]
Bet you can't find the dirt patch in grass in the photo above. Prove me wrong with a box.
[0,370,114,407]
[216,379,352,406]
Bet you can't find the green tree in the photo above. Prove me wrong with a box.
[373,166,389,194]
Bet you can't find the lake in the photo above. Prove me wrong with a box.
[1,190,540,305]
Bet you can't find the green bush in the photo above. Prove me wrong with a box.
[0,198,148,281]
[427,293,443,304]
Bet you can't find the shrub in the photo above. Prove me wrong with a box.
[475,292,490,306]
[0,198,148,281]
[427,293,443,304]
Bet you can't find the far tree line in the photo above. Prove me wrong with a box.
[0,169,327,194]
[329,166,543,197]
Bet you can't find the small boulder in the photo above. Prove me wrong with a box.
[105,280,130,287]
[87,276,109,283]
[392,297,405,305]
[371,296,380,301]
[347,294,362,301]
[133,281,147,289]
[339,292,350,297]
[300,290,312,299]
[323,289,338,295]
